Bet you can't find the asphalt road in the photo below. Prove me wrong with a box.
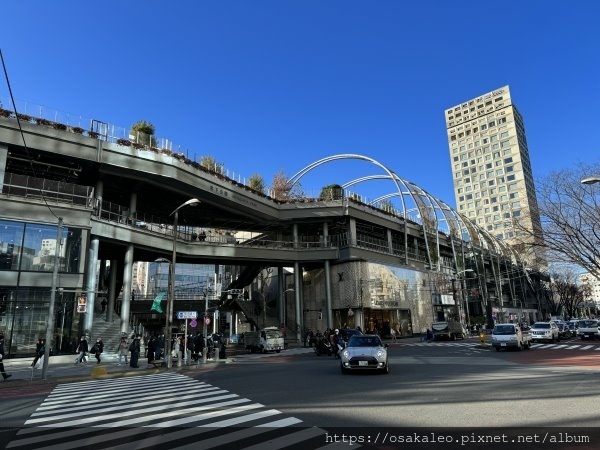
[1,336,600,449]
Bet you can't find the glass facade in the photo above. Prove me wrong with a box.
[0,219,82,273]
[0,219,84,357]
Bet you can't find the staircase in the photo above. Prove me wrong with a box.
[90,314,124,353]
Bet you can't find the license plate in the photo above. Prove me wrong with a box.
[501,343,506,347]
[359,361,368,366]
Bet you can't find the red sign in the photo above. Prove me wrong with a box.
[190,320,197,328]
[204,317,211,325]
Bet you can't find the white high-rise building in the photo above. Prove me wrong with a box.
[444,86,544,265]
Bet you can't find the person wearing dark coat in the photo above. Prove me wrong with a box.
[129,335,141,368]
[0,334,12,380]
[75,336,89,364]
[147,335,157,363]
[91,338,104,364]
[31,338,46,367]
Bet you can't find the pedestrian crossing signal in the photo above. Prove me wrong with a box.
[77,295,87,313]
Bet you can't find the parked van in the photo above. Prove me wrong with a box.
[431,320,465,340]
[244,327,284,353]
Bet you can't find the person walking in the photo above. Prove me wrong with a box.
[390,327,397,342]
[0,333,12,381]
[117,335,129,365]
[75,336,89,365]
[129,335,140,368]
[31,338,46,368]
[91,338,104,364]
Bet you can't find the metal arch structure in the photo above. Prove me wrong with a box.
[288,154,430,267]
[288,153,528,273]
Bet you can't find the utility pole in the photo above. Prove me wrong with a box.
[42,217,62,380]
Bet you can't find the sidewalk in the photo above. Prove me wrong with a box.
[0,351,235,387]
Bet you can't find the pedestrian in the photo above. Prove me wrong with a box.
[101,299,107,312]
[91,338,104,364]
[117,335,129,365]
[193,332,204,361]
[156,334,165,360]
[147,335,157,364]
[390,327,397,342]
[31,338,46,368]
[129,335,141,368]
[75,336,88,364]
[426,328,433,342]
[0,333,12,381]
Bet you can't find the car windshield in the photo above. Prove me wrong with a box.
[493,325,516,335]
[348,336,382,347]
[532,323,550,329]
[579,320,598,328]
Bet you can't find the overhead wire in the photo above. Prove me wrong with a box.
[0,48,59,220]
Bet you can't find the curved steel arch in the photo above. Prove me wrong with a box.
[289,153,526,272]
[288,154,433,267]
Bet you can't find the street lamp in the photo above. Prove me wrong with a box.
[165,198,201,369]
[581,176,600,185]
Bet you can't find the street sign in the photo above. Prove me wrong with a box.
[177,311,198,320]
[190,320,197,328]
[204,317,211,325]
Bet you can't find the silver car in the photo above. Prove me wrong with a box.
[340,334,389,374]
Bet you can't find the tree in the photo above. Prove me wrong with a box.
[516,162,600,277]
[270,170,304,201]
[130,120,156,146]
[200,155,225,174]
[248,174,265,194]
[319,184,343,201]
[548,267,589,319]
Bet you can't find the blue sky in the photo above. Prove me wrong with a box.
[1,1,599,207]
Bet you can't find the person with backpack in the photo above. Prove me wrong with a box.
[91,338,104,364]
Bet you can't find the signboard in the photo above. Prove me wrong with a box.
[190,320,197,328]
[204,317,211,325]
[177,311,198,320]
[77,294,87,313]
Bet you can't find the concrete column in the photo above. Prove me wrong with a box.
[349,218,357,245]
[107,259,117,323]
[294,261,302,343]
[323,222,333,329]
[121,244,134,334]
[95,179,103,217]
[0,145,7,189]
[98,260,106,320]
[83,236,100,336]
[277,266,285,326]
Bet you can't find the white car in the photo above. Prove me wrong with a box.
[340,334,389,374]
[530,321,559,343]
[491,323,532,351]
[576,319,600,340]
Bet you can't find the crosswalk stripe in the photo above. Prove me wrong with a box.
[580,345,594,350]
[7,372,326,450]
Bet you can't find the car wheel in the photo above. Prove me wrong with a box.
[495,346,500,352]
[340,364,348,374]
[381,362,390,374]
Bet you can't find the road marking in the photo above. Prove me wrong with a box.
[6,372,329,450]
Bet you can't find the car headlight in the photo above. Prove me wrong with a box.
[342,350,349,359]
[376,350,385,358]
